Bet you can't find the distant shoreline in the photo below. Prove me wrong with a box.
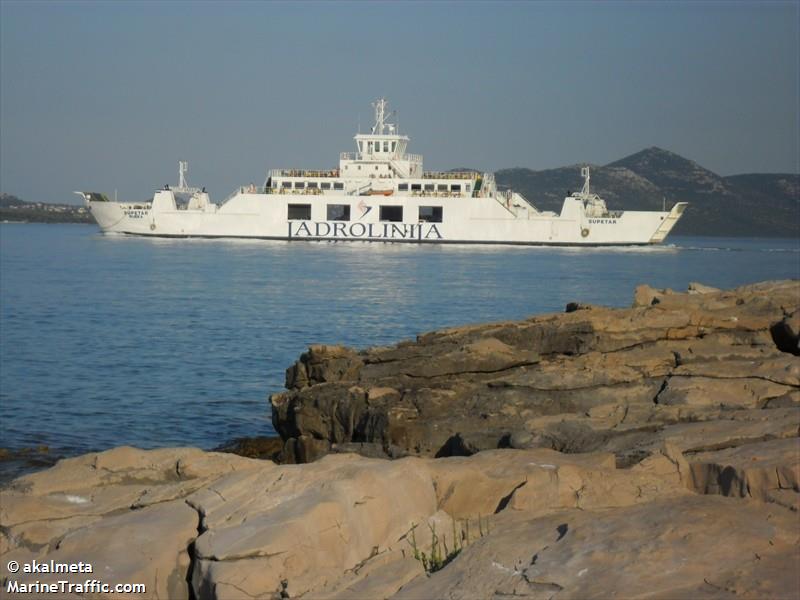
[1,220,95,225]
[0,208,94,224]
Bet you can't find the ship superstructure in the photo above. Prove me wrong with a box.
[79,98,686,245]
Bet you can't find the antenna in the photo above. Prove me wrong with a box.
[178,161,189,189]
[581,166,591,195]
[372,98,388,135]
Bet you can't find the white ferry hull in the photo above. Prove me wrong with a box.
[80,98,688,246]
[85,192,686,246]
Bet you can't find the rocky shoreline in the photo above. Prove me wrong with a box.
[1,280,798,599]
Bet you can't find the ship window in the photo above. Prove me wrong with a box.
[282,181,291,188]
[411,183,422,191]
[383,141,389,152]
[308,182,318,189]
[419,206,443,223]
[333,182,344,190]
[398,183,408,191]
[380,205,403,222]
[437,184,447,191]
[288,204,311,220]
[450,184,461,192]
[295,182,305,189]
[321,182,331,190]
[327,204,350,221]
[424,183,434,192]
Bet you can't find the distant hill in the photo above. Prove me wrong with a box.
[0,193,94,224]
[495,147,799,237]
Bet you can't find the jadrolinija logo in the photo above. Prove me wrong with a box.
[357,198,373,220]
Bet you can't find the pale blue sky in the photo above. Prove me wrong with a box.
[1,1,798,204]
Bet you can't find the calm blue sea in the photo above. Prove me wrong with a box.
[1,224,798,476]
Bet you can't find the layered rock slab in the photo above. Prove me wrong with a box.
[0,443,687,597]
[3,438,797,599]
[271,280,800,464]
[392,495,799,600]
[0,447,259,599]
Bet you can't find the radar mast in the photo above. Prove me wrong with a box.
[371,98,397,135]
[175,160,200,193]
[581,166,591,196]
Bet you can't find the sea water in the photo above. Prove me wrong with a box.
[1,224,798,477]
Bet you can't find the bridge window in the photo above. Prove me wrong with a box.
[308,182,318,189]
[295,182,305,189]
[437,184,447,192]
[333,182,344,190]
[392,142,396,152]
[327,204,350,221]
[383,141,389,152]
[288,204,311,220]
[418,206,443,223]
[424,183,434,192]
[411,183,422,191]
[368,142,373,153]
[321,182,331,190]
[450,184,461,192]
[398,183,408,191]
[358,142,363,152]
[380,205,403,222]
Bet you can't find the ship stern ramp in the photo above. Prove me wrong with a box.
[649,202,688,243]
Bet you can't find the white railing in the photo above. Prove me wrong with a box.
[340,151,421,163]
[422,171,478,180]
[269,168,340,178]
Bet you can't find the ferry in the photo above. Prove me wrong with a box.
[78,98,687,245]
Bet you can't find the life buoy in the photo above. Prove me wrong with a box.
[150,223,156,231]
[581,228,590,238]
